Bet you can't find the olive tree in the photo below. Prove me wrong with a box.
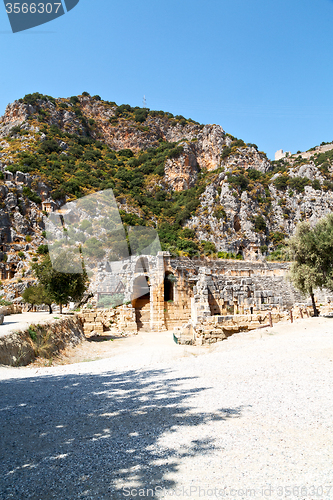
[32,252,89,314]
[287,214,333,316]
[22,284,54,314]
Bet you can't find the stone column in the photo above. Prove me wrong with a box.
[193,268,212,325]
[150,252,167,332]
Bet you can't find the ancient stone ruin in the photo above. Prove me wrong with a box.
[80,252,321,345]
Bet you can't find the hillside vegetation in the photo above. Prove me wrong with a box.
[1,91,333,277]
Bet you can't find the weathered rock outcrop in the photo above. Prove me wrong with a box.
[164,143,199,191]
[0,92,333,276]
[221,145,271,173]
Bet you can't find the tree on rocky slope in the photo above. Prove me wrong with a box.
[287,214,333,316]
[32,253,89,314]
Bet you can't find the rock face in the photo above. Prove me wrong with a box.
[164,143,199,191]
[221,145,271,173]
[0,165,46,299]
[0,102,30,138]
[1,91,333,280]
[195,125,230,171]
[186,158,333,257]
[0,98,231,173]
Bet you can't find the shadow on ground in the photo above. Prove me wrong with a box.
[0,368,244,499]
[86,334,118,342]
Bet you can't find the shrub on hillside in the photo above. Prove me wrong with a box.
[37,244,49,255]
[178,239,199,257]
[70,96,79,105]
[254,215,266,232]
[269,231,285,245]
[247,168,263,181]
[19,92,49,105]
[213,207,227,220]
[288,176,310,193]
[22,187,41,204]
[312,179,321,190]
[227,173,249,191]
[274,175,289,190]
[201,240,217,255]
[39,139,60,154]
[221,147,231,159]
[134,108,148,123]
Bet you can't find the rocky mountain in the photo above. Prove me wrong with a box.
[1,91,333,300]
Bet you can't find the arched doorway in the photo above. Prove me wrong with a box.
[164,272,175,302]
[132,275,150,331]
[237,245,244,259]
[208,287,220,315]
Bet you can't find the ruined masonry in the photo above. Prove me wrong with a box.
[80,253,320,344]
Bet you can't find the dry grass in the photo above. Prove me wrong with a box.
[26,325,55,359]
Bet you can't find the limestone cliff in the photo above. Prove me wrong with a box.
[0,91,333,301]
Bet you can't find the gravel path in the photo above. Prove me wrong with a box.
[0,317,333,499]
[0,312,60,338]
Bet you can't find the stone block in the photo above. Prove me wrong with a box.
[94,328,104,334]
[83,324,94,333]
[93,321,103,329]
[84,314,96,322]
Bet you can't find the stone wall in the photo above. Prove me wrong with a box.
[78,305,137,336]
[87,255,327,334]
[165,257,304,326]
[174,304,318,345]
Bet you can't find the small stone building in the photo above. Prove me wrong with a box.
[42,199,56,213]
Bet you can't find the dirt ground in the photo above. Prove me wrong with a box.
[31,328,211,367]
[30,315,318,368]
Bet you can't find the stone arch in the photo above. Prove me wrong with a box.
[132,275,150,331]
[164,271,175,302]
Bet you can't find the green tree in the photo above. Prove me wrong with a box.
[287,214,333,316]
[32,253,89,314]
[22,284,54,314]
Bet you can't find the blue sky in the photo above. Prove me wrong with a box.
[1,0,333,159]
